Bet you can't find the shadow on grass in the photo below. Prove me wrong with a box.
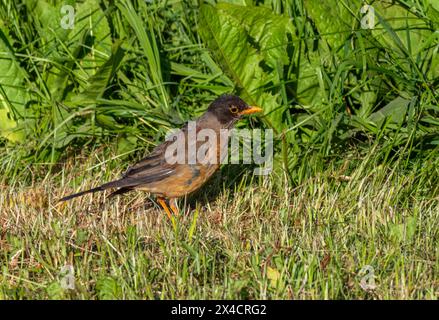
[107,164,258,214]
[183,164,257,212]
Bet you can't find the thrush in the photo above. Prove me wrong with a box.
[59,95,262,218]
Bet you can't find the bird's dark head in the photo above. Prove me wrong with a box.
[206,94,262,126]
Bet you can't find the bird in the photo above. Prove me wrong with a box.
[59,94,262,219]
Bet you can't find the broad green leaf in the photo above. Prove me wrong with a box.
[389,216,417,243]
[414,11,439,81]
[199,4,293,126]
[70,41,125,104]
[304,0,357,50]
[267,266,281,288]
[25,0,72,54]
[199,5,267,107]
[70,0,112,81]
[215,3,293,69]
[46,281,65,300]
[51,42,124,149]
[47,0,112,100]
[368,96,411,127]
[0,23,30,142]
[51,121,103,150]
[296,51,325,109]
[426,2,439,30]
[358,91,378,119]
[372,3,432,65]
[117,135,138,155]
[96,276,123,300]
[428,0,439,12]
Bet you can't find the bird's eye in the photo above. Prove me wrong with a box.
[230,106,239,114]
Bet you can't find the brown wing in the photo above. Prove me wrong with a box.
[117,116,229,189]
[120,121,193,184]
[121,140,177,184]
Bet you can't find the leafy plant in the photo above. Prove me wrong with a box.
[199,3,294,128]
[0,0,437,182]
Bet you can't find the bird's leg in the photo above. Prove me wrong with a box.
[157,197,172,220]
[169,198,179,216]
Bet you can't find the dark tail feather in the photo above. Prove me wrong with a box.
[108,187,133,198]
[58,179,129,202]
[58,186,104,202]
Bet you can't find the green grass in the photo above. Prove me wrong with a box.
[0,145,437,299]
[0,0,438,299]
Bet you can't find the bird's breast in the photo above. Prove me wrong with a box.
[141,163,219,198]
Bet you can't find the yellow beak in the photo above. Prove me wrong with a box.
[239,106,263,115]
